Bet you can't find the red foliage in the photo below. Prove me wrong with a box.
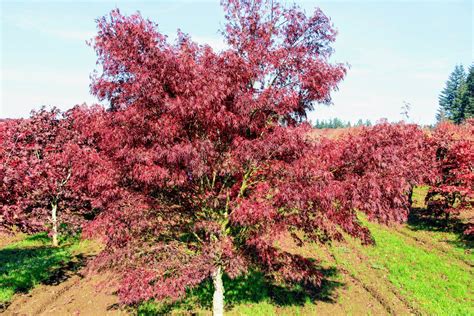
[0,106,118,238]
[4,0,469,308]
[335,122,435,223]
[82,0,371,304]
[426,120,474,229]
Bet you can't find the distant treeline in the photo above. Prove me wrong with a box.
[313,118,372,129]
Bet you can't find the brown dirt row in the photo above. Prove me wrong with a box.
[306,274,389,316]
[0,233,23,248]
[4,272,128,316]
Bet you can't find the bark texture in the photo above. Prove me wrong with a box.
[212,266,224,316]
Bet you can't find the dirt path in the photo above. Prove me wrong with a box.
[306,275,390,316]
[0,233,23,249]
[4,272,128,316]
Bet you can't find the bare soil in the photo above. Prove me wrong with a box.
[0,233,23,249]
[4,273,128,316]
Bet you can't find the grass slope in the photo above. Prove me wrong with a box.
[356,221,473,315]
[0,233,92,308]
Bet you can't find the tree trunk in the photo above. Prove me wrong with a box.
[51,202,58,247]
[408,186,414,208]
[212,266,224,316]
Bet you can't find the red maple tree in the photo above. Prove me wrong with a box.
[0,106,118,246]
[335,122,436,224]
[426,120,474,228]
[83,0,375,312]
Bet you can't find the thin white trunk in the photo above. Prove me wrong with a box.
[51,203,58,247]
[212,266,224,316]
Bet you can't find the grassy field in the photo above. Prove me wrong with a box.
[1,187,473,315]
[0,232,95,310]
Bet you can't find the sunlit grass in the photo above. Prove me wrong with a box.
[0,232,92,306]
[356,220,473,315]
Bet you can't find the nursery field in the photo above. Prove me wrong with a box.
[2,1,473,314]
[1,187,472,316]
[1,0,473,315]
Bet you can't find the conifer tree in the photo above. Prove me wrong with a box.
[449,65,474,123]
[438,65,466,123]
[466,65,474,118]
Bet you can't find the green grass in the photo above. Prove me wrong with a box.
[355,220,473,315]
[331,186,474,315]
[407,185,473,264]
[0,232,91,307]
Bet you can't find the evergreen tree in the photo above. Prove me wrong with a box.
[313,118,370,129]
[452,81,468,123]
[438,65,466,122]
[450,65,474,123]
[462,64,474,120]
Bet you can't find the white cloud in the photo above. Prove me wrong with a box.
[4,13,94,41]
[1,67,99,118]
[192,36,228,52]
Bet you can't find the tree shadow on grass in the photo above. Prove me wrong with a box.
[0,237,90,311]
[408,186,473,250]
[138,267,343,315]
[407,207,473,250]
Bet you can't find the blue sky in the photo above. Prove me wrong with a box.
[1,0,472,125]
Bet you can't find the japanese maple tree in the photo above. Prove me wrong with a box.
[84,0,391,314]
[335,122,435,223]
[426,120,474,227]
[0,106,118,246]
